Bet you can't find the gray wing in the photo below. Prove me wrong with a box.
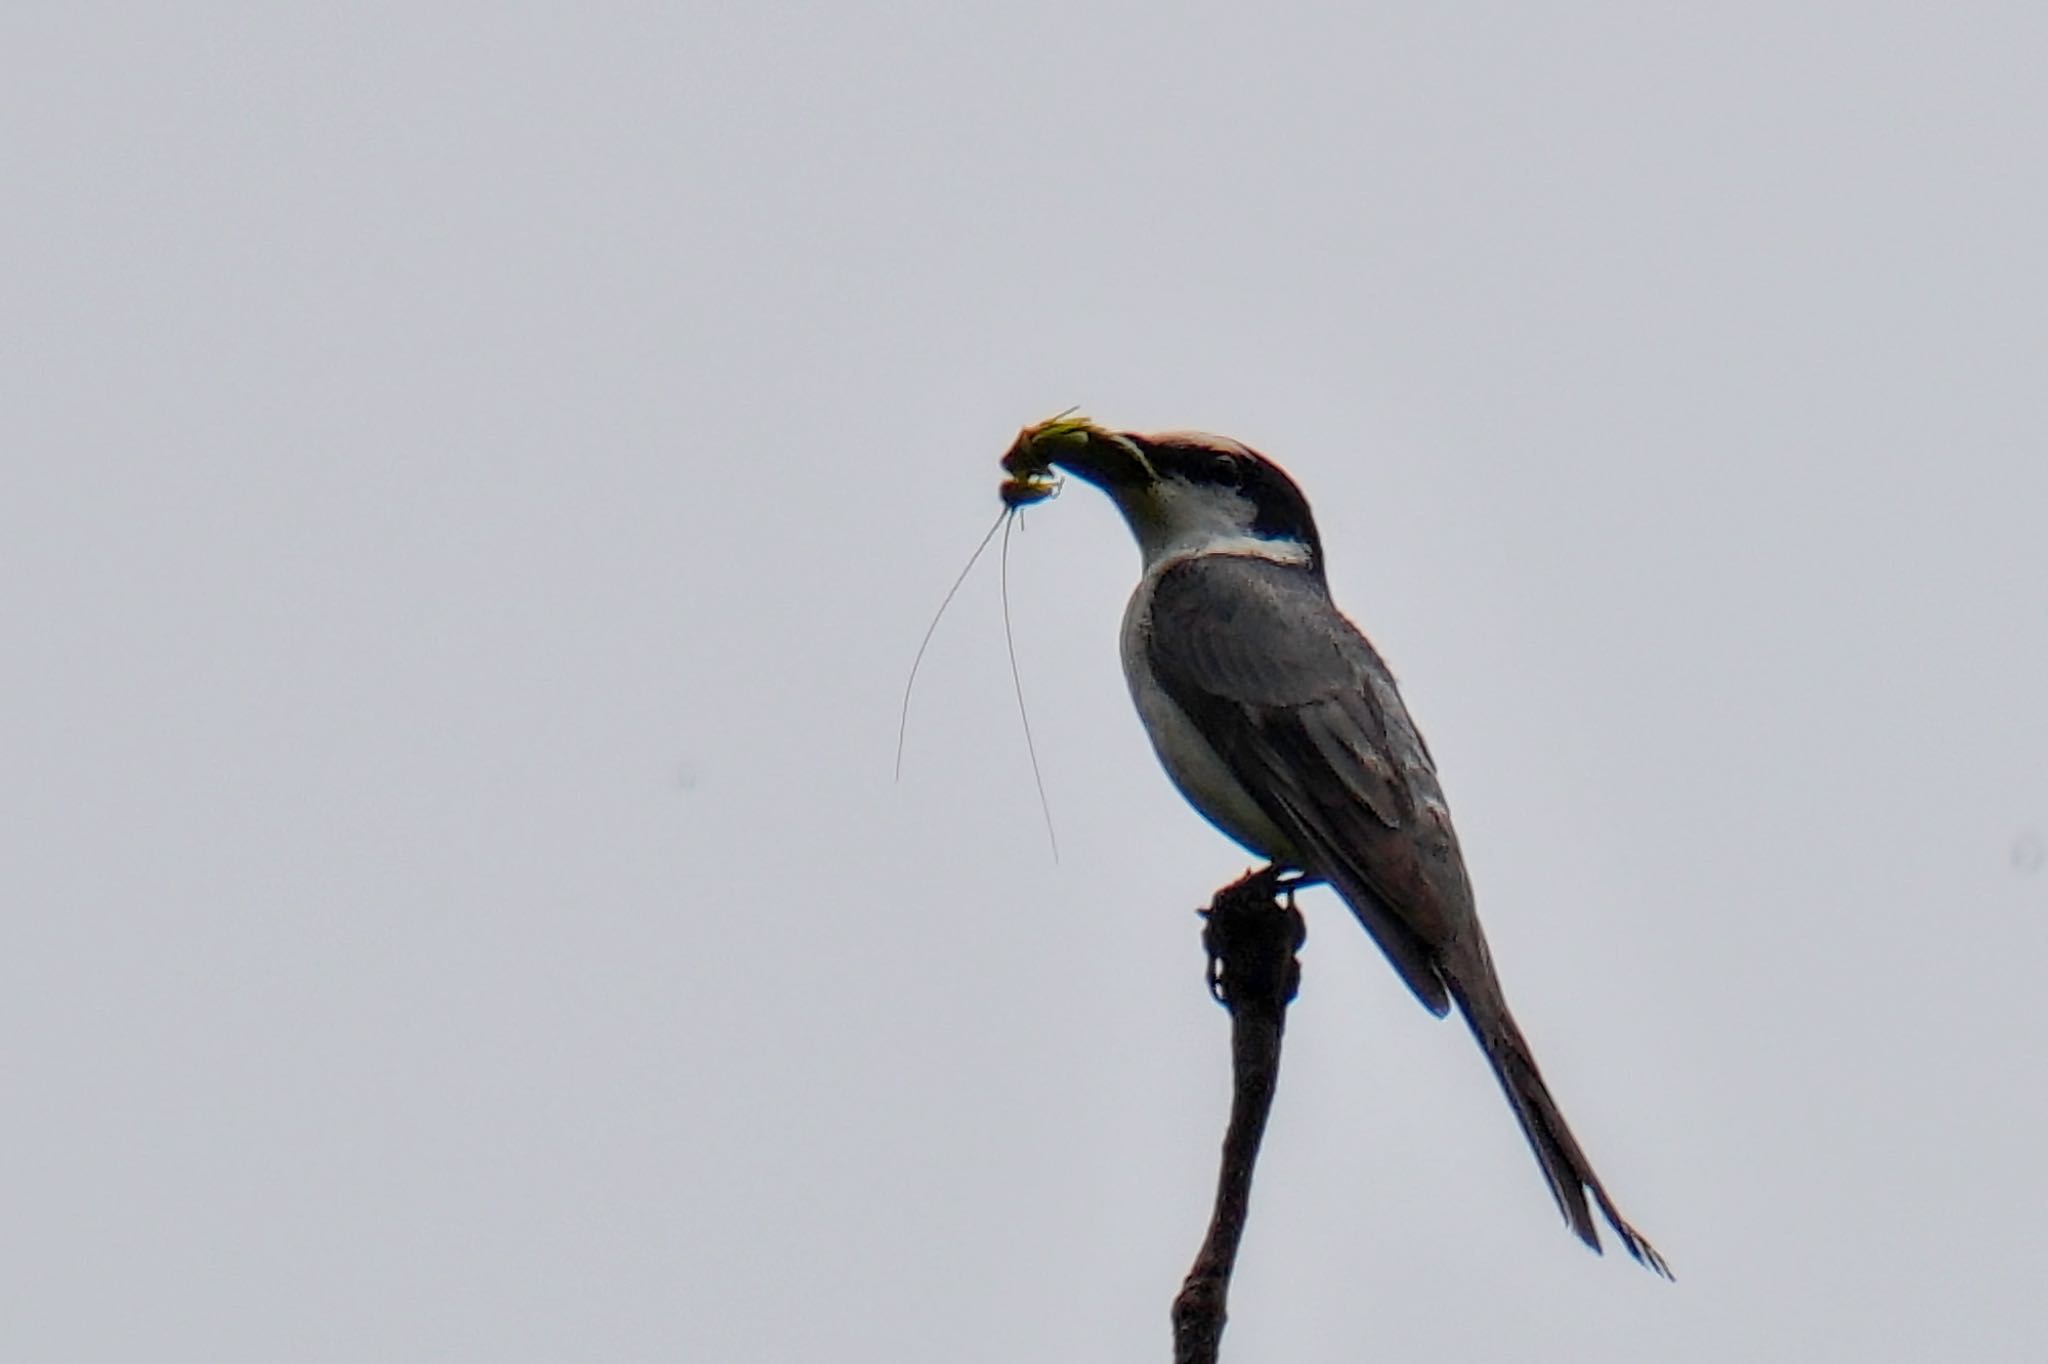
[1145,555,1477,1015]
[1150,557,1671,1269]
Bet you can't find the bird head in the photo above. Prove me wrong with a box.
[1000,413,1324,574]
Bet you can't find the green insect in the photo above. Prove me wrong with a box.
[999,472,1062,509]
[998,409,1098,486]
[997,408,1160,505]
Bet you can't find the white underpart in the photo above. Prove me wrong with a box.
[1110,476,1312,862]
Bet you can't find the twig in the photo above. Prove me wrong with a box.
[1171,867,1306,1364]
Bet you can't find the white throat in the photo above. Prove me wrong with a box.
[1116,478,1313,574]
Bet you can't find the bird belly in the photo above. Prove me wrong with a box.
[1121,591,1301,864]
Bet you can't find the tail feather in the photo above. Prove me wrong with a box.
[1445,971,1672,1279]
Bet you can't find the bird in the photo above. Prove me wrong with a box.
[1000,414,1668,1275]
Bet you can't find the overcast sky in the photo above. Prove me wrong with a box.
[6,4,2046,1361]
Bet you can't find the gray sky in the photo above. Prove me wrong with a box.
[6,4,2046,1360]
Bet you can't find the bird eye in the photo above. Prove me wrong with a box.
[1212,454,1242,487]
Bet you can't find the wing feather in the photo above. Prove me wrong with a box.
[1143,555,1666,1267]
[1144,556,1475,1013]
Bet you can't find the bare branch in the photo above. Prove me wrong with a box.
[1171,867,1305,1364]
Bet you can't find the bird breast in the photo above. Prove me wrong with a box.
[1119,567,1302,863]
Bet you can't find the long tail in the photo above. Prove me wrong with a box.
[1444,964,1671,1278]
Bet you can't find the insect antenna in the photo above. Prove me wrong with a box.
[1000,508,1059,861]
[895,508,1007,781]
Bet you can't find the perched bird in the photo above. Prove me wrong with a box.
[1002,415,1667,1274]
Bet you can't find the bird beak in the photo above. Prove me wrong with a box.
[1000,413,1156,492]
